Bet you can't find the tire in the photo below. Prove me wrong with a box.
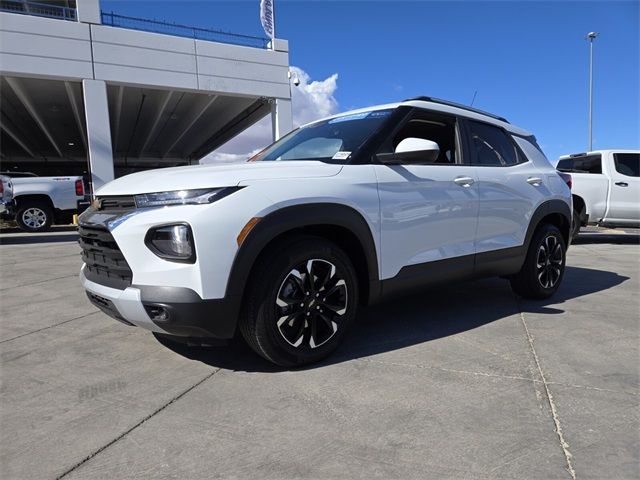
[239,235,359,367]
[571,208,581,240]
[15,202,53,232]
[510,224,566,300]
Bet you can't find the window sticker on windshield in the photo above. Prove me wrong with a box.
[332,151,351,160]
[328,110,392,124]
[328,113,369,124]
[368,110,392,118]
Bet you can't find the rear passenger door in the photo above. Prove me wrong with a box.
[463,120,548,254]
[606,152,640,225]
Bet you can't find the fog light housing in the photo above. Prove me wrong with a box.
[144,305,170,322]
[145,224,196,263]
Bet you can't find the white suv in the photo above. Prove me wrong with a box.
[79,97,572,366]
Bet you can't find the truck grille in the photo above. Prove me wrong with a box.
[78,225,132,290]
[97,196,136,211]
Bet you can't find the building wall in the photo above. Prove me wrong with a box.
[0,12,291,99]
[0,6,292,190]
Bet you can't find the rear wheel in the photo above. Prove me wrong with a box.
[510,224,566,299]
[16,202,53,232]
[240,236,359,367]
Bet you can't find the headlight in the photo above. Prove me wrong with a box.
[134,187,239,208]
[145,224,195,263]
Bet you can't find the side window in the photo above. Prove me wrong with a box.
[379,111,459,164]
[556,159,574,171]
[575,155,602,173]
[467,121,522,166]
[613,153,640,177]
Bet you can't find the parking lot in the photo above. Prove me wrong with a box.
[0,227,638,480]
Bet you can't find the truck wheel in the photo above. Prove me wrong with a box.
[510,224,566,300]
[571,209,581,240]
[240,235,359,367]
[16,202,53,232]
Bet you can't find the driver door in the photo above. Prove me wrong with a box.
[374,109,479,283]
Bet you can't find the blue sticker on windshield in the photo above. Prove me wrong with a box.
[328,110,392,124]
[328,113,369,124]
[368,110,392,118]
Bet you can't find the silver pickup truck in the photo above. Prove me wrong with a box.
[0,172,89,232]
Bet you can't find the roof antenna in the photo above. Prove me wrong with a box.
[470,90,478,107]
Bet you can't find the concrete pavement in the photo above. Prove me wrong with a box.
[0,228,638,479]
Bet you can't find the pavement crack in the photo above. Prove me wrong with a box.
[0,274,78,291]
[359,358,536,383]
[0,311,98,344]
[518,301,576,480]
[55,368,221,479]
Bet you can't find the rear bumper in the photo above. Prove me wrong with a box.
[81,267,240,339]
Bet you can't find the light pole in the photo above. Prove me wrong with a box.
[587,31,599,151]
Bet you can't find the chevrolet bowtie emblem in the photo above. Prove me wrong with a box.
[91,198,102,210]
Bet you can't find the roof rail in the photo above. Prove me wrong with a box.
[403,96,509,124]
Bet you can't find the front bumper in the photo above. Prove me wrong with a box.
[81,267,241,339]
[0,199,14,216]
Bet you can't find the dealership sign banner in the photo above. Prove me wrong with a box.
[260,0,275,38]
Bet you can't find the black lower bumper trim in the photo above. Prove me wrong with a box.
[136,285,241,339]
[86,292,134,326]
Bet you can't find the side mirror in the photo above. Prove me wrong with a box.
[376,138,440,164]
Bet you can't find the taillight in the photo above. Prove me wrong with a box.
[558,172,572,190]
[75,179,84,196]
[0,181,3,195]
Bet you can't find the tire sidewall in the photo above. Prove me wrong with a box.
[529,225,566,297]
[16,203,53,232]
[253,238,359,366]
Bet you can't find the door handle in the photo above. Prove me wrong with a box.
[454,176,475,187]
[527,177,543,186]
[615,182,628,187]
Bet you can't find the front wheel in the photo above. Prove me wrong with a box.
[510,224,566,300]
[16,202,53,232]
[239,236,359,367]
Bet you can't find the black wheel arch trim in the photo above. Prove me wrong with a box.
[523,199,572,250]
[225,203,380,303]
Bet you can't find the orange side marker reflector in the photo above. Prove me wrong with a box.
[237,217,262,246]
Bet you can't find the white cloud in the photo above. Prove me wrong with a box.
[201,66,339,164]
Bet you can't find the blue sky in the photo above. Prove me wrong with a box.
[102,0,639,161]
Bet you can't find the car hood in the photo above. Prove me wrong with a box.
[96,161,343,196]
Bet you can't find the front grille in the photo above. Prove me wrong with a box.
[98,196,136,211]
[79,225,133,290]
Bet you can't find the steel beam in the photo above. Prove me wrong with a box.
[5,76,63,157]
[139,90,173,156]
[64,81,88,152]
[0,113,36,158]
[163,95,218,158]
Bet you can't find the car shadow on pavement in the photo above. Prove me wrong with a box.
[0,232,78,245]
[573,233,639,245]
[157,265,629,373]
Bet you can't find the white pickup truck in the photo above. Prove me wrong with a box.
[557,150,639,238]
[0,172,88,232]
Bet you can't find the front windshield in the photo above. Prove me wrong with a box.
[251,109,394,163]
